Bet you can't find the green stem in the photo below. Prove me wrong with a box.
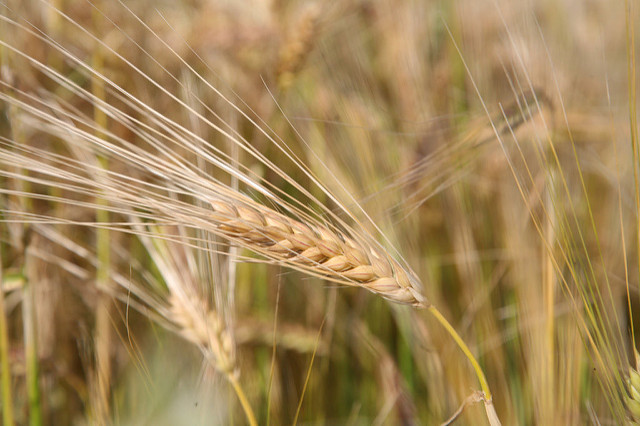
[23,277,42,426]
[92,15,112,423]
[228,375,257,426]
[428,306,500,425]
[0,262,15,426]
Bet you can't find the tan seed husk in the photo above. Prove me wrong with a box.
[209,199,427,307]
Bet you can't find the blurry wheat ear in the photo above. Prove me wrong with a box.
[276,2,320,90]
[131,225,256,426]
[168,292,257,426]
[169,293,236,376]
[626,351,640,424]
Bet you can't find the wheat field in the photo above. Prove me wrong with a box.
[0,0,638,424]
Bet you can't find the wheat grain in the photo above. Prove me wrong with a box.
[208,197,427,306]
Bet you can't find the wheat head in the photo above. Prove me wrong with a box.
[208,197,426,307]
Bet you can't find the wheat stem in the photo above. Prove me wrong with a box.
[228,374,257,426]
[0,261,15,426]
[292,316,325,425]
[22,274,42,426]
[12,116,41,426]
[92,18,113,423]
[427,306,500,426]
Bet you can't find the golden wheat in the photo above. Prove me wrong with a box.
[208,197,426,306]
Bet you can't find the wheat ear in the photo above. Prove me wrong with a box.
[207,198,427,307]
[129,224,258,426]
[627,351,640,424]
[168,292,256,425]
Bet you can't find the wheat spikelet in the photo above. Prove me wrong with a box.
[207,197,426,306]
[169,292,236,376]
[627,351,640,425]
[276,2,320,90]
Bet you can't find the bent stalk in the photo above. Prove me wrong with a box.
[428,306,500,426]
